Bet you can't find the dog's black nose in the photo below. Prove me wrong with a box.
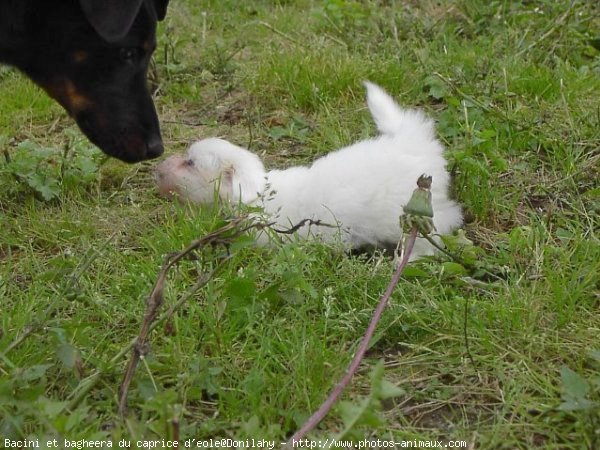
[146,136,164,159]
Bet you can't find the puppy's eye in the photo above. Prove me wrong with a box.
[182,159,195,167]
[119,47,141,63]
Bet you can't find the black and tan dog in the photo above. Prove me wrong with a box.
[0,0,170,163]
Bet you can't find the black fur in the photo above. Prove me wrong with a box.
[0,0,169,163]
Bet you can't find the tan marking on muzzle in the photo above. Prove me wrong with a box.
[41,79,93,116]
[72,51,89,63]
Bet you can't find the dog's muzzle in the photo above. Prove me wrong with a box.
[145,135,164,159]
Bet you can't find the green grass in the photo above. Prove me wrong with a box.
[1,0,599,448]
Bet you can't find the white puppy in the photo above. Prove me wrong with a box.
[155,82,462,257]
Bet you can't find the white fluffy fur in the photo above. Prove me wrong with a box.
[155,82,463,258]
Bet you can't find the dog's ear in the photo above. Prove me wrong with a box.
[152,0,170,21]
[80,0,144,43]
[218,165,235,200]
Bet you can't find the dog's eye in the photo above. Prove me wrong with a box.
[182,159,195,167]
[119,47,141,63]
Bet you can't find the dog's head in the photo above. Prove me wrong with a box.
[155,139,239,204]
[155,138,267,204]
[22,0,170,163]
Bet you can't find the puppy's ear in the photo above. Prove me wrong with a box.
[218,165,235,200]
[80,0,144,43]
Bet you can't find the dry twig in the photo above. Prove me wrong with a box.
[287,175,436,444]
[286,227,418,445]
[117,216,250,415]
[116,215,339,415]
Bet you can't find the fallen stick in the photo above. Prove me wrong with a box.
[116,215,338,416]
[117,216,249,416]
[286,227,417,445]
[287,174,434,444]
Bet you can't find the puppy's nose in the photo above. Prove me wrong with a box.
[146,136,164,159]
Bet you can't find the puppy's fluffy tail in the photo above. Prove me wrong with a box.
[364,81,435,139]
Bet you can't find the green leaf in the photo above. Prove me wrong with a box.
[27,172,59,201]
[136,379,158,399]
[37,397,68,418]
[337,399,383,430]
[558,398,597,412]
[49,326,67,344]
[227,277,256,299]
[268,126,288,141]
[334,360,401,440]
[479,129,496,139]
[424,75,447,100]
[241,415,261,435]
[65,405,91,432]
[19,364,52,381]
[74,157,98,180]
[556,228,574,242]
[369,359,385,384]
[0,379,15,401]
[428,84,446,100]
[587,350,600,363]
[369,359,404,398]
[441,261,468,277]
[229,234,259,252]
[401,266,429,278]
[441,229,473,249]
[56,343,79,369]
[16,139,42,152]
[560,366,590,400]
[0,415,24,439]
[440,230,479,265]
[378,379,405,399]
[282,270,318,299]
[259,282,284,306]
